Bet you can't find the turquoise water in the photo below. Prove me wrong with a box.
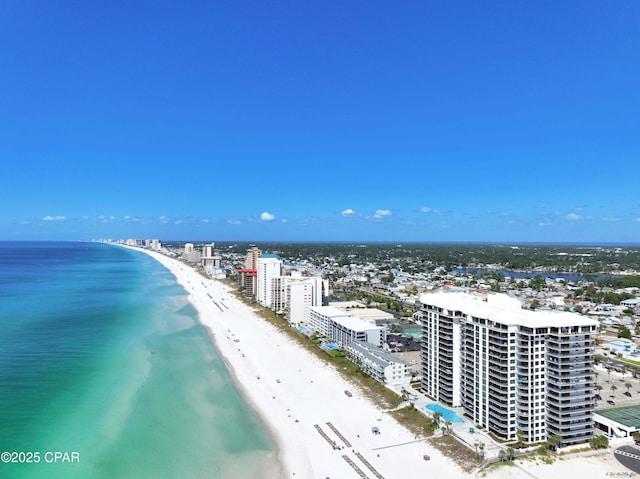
[426,404,464,423]
[0,242,278,479]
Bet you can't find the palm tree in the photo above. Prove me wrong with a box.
[444,419,452,435]
[596,384,603,397]
[548,434,563,453]
[594,371,599,383]
[516,428,525,448]
[478,442,486,457]
[431,411,442,430]
[625,383,632,395]
[611,384,618,397]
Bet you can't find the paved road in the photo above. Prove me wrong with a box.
[614,445,640,474]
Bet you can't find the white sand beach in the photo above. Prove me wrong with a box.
[135,247,633,479]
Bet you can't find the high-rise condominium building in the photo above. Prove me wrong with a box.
[286,277,329,324]
[245,247,262,270]
[256,253,282,308]
[418,292,598,446]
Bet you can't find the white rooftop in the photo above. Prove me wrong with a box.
[419,291,598,328]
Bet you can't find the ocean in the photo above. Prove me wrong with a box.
[0,241,278,479]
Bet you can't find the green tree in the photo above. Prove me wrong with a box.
[431,411,442,429]
[611,385,618,397]
[625,383,632,395]
[619,325,632,340]
[589,435,609,450]
[547,434,563,453]
[478,442,486,457]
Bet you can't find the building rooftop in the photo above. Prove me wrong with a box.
[310,306,382,332]
[419,291,598,328]
[349,340,408,367]
[596,405,640,428]
[258,253,281,259]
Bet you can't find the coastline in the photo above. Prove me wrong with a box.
[128,246,465,478]
[126,246,633,479]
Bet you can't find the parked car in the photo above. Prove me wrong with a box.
[595,394,602,400]
[607,400,616,405]
[625,391,632,397]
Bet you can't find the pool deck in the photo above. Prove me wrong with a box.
[388,384,506,459]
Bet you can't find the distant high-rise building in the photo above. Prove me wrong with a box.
[287,277,329,324]
[201,243,219,269]
[245,247,262,270]
[256,253,282,308]
[418,291,598,446]
[237,269,257,296]
[202,243,214,258]
[151,239,161,251]
[184,243,195,254]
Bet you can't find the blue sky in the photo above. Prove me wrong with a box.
[1,1,639,243]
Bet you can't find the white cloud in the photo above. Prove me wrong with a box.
[281,218,288,223]
[602,216,621,222]
[80,215,89,220]
[43,215,66,221]
[19,220,32,225]
[341,208,358,217]
[200,218,210,223]
[99,215,116,223]
[158,216,169,224]
[420,206,446,215]
[174,220,185,224]
[226,219,241,225]
[566,213,582,221]
[260,211,275,221]
[367,209,393,222]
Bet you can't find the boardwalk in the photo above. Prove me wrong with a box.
[314,424,338,449]
[355,451,386,479]
[342,454,370,479]
[326,421,352,447]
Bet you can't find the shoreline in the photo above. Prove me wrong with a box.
[127,246,465,478]
[125,246,633,479]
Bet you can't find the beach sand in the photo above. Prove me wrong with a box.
[134,247,633,479]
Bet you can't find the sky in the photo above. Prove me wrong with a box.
[1,1,639,244]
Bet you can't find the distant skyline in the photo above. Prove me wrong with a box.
[1,2,639,243]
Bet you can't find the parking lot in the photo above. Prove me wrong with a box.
[595,361,640,409]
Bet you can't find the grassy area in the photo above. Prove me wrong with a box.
[428,435,483,473]
[479,460,516,477]
[389,405,436,437]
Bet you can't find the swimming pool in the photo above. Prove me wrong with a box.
[325,343,339,350]
[426,404,464,423]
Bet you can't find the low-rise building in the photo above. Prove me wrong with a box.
[309,306,385,348]
[346,340,411,386]
[607,338,637,357]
